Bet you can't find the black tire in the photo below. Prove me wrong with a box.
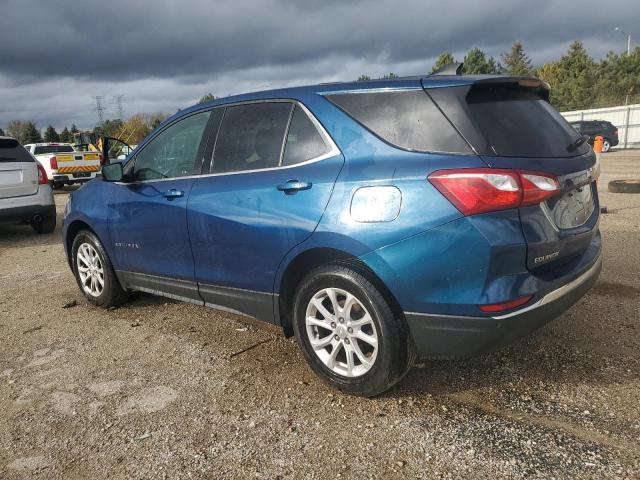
[292,264,415,397]
[52,181,64,189]
[601,138,611,152]
[31,213,56,234]
[71,230,129,308]
[608,179,640,194]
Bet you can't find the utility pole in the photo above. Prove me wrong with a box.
[95,96,105,125]
[615,27,631,55]
[113,94,125,120]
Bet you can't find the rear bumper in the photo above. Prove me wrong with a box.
[405,252,602,359]
[53,172,99,183]
[0,185,55,223]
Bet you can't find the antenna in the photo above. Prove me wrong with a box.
[95,96,105,125]
[113,94,125,120]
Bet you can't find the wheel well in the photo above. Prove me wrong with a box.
[277,248,404,337]
[65,220,94,267]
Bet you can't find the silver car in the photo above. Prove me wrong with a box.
[0,136,56,234]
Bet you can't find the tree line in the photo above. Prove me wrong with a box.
[359,41,640,111]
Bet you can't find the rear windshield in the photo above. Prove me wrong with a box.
[431,84,587,158]
[326,90,472,154]
[34,145,74,155]
[0,139,34,163]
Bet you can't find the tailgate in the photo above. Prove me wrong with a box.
[55,151,101,174]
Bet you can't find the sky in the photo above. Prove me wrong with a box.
[0,0,638,131]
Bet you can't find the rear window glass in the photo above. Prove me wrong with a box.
[34,145,74,155]
[213,102,293,173]
[464,86,586,157]
[0,139,34,163]
[326,90,472,154]
[282,105,329,166]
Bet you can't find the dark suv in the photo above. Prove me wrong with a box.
[570,120,619,152]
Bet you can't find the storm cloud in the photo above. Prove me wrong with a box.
[1,0,638,129]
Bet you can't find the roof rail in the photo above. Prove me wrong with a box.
[430,62,464,76]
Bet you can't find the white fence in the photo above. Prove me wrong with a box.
[561,104,640,149]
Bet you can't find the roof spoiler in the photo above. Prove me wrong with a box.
[430,62,464,76]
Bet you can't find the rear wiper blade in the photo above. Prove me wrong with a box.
[567,135,589,152]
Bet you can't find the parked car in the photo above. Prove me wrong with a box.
[569,120,619,152]
[63,72,602,396]
[24,142,102,188]
[0,137,56,233]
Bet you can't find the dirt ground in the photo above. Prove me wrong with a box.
[1,151,639,479]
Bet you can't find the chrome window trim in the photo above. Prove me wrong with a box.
[117,99,341,185]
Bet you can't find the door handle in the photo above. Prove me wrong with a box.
[277,180,312,194]
[163,188,184,200]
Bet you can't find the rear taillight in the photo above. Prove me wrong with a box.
[428,168,560,216]
[50,156,58,170]
[37,163,49,185]
[479,294,533,313]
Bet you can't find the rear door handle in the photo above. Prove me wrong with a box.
[163,188,184,200]
[277,180,312,194]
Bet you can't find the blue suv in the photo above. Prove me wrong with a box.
[63,69,602,396]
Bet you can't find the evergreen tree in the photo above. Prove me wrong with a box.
[197,93,215,104]
[59,127,72,143]
[462,48,501,74]
[594,47,640,106]
[0,127,4,136]
[381,72,399,79]
[432,52,456,73]
[542,41,596,111]
[357,74,371,81]
[44,125,60,142]
[22,122,43,143]
[501,42,533,76]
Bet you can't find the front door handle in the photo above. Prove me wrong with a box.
[163,188,184,200]
[277,180,312,194]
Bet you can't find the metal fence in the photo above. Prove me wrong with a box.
[561,103,640,149]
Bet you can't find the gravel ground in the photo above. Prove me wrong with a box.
[1,151,639,479]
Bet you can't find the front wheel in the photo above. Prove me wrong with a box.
[71,230,128,308]
[292,265,415,397]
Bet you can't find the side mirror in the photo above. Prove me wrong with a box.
[102,162,123,182]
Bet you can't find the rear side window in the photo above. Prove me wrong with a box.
[282,105,329,166]
[34,145,74,155]
[0,138,34,163]
[213,102,293,173]
[464,86,585,157]
[326,90,472,154]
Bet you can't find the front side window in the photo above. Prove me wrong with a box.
[282,105,329,166]
[212,102,292,174]
[131,111,210,181]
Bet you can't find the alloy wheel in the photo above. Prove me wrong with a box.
[76,242,105,297]
[305,287,378,377]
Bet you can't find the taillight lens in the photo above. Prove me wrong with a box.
[428,168,560,216]
[479,294,533,313]
[37,163,49,185]
[50,156,58,170]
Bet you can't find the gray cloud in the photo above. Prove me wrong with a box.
[0,0,637,130]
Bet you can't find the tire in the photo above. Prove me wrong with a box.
[601,138,611,152]
[608,179,640,194]
[71,230,129,308]
[31,213,56,234]
[292,264,415,397]
[52,181,64,189]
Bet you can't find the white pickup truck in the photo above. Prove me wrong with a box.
[24,143,102,189]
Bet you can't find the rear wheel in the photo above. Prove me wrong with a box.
[601,138,611,152]
[31,213,56,234]
[292,265,415,397]
[71,230,128,308]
